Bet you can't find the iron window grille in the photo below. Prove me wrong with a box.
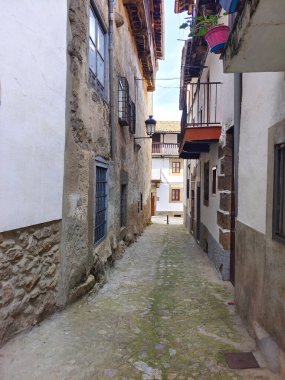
[118,77,129,126]
[273,143,285,242]
[212,166,217,196]
[89,7,106,91]
[94,160,108,245]
[129,100,136,134]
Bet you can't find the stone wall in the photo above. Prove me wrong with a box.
[0,220,61,345]
[59,0,152,306]
[235,220,285,354]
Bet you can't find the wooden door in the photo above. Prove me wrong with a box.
[151,193,155,216]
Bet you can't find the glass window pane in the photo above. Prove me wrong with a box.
[98,26,105,57]
[97,55,104,86]
[89,40,96,74]
[89,10,96,43]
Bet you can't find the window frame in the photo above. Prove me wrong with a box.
[94,157,109,246]
[203,161,209,206]
[171,188,181,202]
[89,6,107,94]
[118,76,130,126]
[273,143,285,242]
[212,166,217,196]
[172,161,181,174]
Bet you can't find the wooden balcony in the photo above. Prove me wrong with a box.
[123,0,164,91]
[152,143,179,156]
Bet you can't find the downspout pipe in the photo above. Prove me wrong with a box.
[109,0,115,161]
[234,73,242,216]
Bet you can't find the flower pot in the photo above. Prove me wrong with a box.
[219,0,239,14]
[205,25,230,54]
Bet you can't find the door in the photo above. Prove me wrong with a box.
[151,193,155,216]
[196,186,201,242]
[191,189,195,233]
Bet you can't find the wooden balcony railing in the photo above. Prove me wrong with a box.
[152,143,179,156]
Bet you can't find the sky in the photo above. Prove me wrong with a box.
[153,1,188,122]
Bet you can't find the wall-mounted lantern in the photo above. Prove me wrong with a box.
[134,115,156,152]
[135,115,157,140]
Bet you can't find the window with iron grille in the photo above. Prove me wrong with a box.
[212,166,217,196]
[204,161,209,206]
[129,100,136,134]
[186,179,190,199]
[89,7,106,90]
[94,160,108,244]
[171,189,180,202]
[118,77,129,126]
[172,162,181,173]
[273,143,285,242]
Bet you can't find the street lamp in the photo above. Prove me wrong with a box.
[134,115,157,140]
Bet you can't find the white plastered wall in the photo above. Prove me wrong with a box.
[200,145,220,241]
[188,26,234,242]
[0,0,67,232]
[238,72,285,234]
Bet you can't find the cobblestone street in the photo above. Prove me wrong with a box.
[0,223,277,380]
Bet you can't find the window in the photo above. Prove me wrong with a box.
[172,162,181,174]
[171,189,180,202]
[120,184,127,227]
[89,7,106,90]
[212,166,217,195]
[186,179,190,199]
[203,161,209,206]
[129,100,136,134]
[118,77,129,126]
[273,143,285,241]
[94,159,108,244]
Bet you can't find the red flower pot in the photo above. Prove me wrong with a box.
[205,25,230,54]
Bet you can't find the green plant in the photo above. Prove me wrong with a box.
[180,13,226,37]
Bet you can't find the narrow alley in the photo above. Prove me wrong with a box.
[0,221,275,380]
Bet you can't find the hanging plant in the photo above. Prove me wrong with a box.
[180,13,230,54]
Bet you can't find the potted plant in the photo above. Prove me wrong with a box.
[219,0,240,14]
[180,13,230,54]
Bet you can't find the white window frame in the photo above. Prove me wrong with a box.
[89,6,107,93]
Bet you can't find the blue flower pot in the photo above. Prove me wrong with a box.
[219,0,239,13]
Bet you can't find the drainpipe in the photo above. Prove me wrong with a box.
[234,73,242,215]
[109,0,115,161]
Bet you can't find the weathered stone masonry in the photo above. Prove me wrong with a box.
[0,221,61,345]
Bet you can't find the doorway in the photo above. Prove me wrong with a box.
[196,186,201,242]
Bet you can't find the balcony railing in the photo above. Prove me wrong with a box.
[152,143,179,156]
[182,81,222,133]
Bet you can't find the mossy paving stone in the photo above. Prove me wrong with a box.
[0,224,274,380]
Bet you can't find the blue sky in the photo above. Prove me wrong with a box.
[153,1,187,121]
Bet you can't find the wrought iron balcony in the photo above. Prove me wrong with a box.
[152,143,179,156]
[181,81,222,133]
[179,81,222,159]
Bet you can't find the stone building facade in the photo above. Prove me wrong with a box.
[0,0,164,345]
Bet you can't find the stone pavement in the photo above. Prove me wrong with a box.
[0,223,279,380]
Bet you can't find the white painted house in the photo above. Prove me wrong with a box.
[151,121,183,217]
[0,1,67,232]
